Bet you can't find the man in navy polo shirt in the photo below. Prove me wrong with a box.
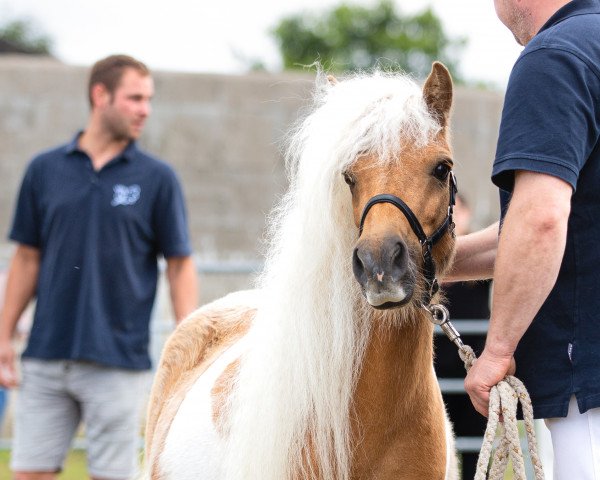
[0,55,199,480]
[446,0,600,477]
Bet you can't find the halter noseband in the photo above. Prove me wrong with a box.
[358,172,458,306]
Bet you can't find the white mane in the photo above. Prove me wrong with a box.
[222,71,442,480]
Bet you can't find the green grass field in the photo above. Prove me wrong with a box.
[0,450,88,479]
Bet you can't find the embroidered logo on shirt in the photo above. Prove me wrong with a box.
[111,184,141,206]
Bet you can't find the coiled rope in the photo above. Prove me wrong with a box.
[457,345,545,480]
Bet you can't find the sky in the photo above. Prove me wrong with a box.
[0,0,524,89]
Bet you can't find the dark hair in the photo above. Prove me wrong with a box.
[88,54,150,107]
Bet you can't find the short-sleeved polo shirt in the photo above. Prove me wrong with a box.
[491,0,600,418]
[9,133,192,370]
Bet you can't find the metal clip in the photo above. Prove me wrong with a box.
[426,303,449,324]
[425,303,465,350]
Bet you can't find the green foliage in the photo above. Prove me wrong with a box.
[272,0,465,80]
[0,19,53,54]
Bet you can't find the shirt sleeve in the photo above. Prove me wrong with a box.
[9,161,42,248]
[492,46,600,192]
[152,166,193,258]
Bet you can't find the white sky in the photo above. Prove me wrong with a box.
[0,0,523,89]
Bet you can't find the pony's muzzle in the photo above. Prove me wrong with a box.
[352,236,415,308]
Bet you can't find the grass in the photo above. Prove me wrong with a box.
[0,449,147,479]
[1,450,89,479]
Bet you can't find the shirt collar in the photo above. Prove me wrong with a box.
[64,130,138,162]
[538,0,600,35]
[64,131,83,155]
[120,140,138,162]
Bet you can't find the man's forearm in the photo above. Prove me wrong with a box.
[464,172,572,416]
[445,221,499,282]
[485,173,571,357]
[166,256,199,323]
[0,245,40,340]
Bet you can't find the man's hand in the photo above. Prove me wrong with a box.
[0,339,19,388]
[0,243,40,388]
[464,348,515,417]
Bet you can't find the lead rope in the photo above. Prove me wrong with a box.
[427,304,545,480]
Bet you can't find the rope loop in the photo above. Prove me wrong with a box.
[425,306,545,479]
[460,347,545,480]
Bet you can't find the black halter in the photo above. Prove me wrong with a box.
[358,172,458,306]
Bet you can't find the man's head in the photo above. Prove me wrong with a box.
[88,54,154,141]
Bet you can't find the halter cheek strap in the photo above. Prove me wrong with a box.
[358,172,458,306]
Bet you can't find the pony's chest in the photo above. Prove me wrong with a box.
[158,339,245,479]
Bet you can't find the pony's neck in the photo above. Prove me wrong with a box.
[353,307,437,429]
[362,308,433,378]
[349,307,444,477]
[346,304,450,479]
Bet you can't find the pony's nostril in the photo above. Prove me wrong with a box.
[352,247,367,284]
[391,242,407,273]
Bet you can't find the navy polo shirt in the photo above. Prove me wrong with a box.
[9,133,192,370]
[492,0,600,418]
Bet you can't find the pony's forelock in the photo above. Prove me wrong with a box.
[222,70,442,480]
[287,69,441,178]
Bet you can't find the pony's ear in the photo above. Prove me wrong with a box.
[327,75,339,86]
[422,62,453,128]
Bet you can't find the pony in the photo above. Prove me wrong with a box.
[144,62,459,480]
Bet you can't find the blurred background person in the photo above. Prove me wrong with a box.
[0,54,199,480]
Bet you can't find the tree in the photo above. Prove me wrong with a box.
[0,19,53,55]
[272,0,465,81]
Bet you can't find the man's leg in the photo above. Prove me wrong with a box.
[71,362,150,480]
[11,360,80,479]
[545,395,600,480]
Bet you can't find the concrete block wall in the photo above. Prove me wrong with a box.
[0,56,504,306]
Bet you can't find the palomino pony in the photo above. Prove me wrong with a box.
[144,62,459,480]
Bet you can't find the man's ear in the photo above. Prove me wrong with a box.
[91,83,110,108]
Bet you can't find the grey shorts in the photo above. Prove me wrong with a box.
[11,359,151,479]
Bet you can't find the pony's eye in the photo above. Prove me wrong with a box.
[343,172,356,187]
[432,162,451,181]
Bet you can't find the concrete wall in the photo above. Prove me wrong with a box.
[0,56,504,304]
